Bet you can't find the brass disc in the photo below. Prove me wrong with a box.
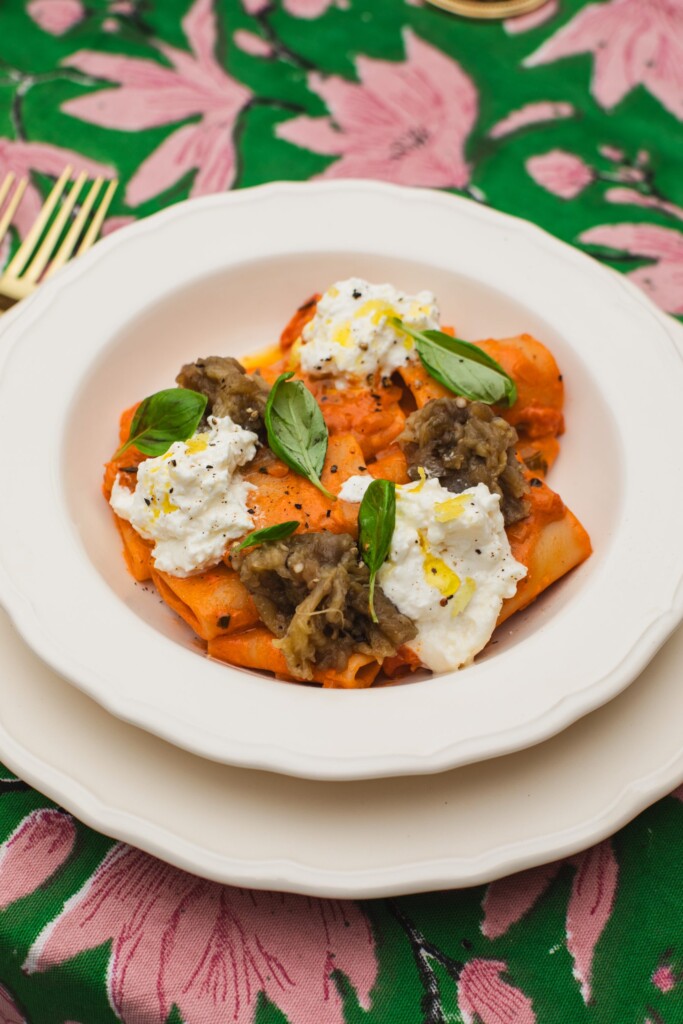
[425,0,549,19]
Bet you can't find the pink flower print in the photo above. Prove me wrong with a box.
[284,0,338,14]
[102,0,136,31]
[276,30,478,189]
[62,0,252,206]
[27,0,85,35]
[0,809,76,910]
[458,959,536,1023]
[581,223,683,315]
[0,984,25,1024]
[25,844,377,1024]
[505,0,558,34]
[604,187,683,222]
[481,841,618,1005]
[566,841,618,1002]
[0,140,113,240]
[652,964,676,992]
[599,144,625,162]
[481,861,563,938]
[101,214,136,237]
[233,28,274,57]
[525,0,683,121]
[613,166,647,184]
[489,101,574,139]
[526,149,594,198]
[242,0,269,12]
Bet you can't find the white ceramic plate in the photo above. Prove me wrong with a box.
[1,591,683,898]
[0,182,682,781]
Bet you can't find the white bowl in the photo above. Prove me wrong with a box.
[0,181,681,781]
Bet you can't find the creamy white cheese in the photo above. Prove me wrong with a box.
[299,277,440,384]
[338,474,376,504]
[110,415,258,577]
[339,474,527,672]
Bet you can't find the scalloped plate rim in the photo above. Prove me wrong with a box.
[0,181,681,780]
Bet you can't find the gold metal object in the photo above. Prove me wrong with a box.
[0,168,118,308]
[425,0,549,19]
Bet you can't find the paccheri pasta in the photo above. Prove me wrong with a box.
[103,278,591,687]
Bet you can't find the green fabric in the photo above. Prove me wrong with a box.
[1,0,683,1020]
[1,772,683,1022]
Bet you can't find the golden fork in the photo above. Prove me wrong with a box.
[425,0,548,16]
[0,166,118,309]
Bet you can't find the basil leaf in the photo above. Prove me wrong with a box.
[233,520,300,552]
[264,372,335,500]
[394,320,517,407]
[115,388,208,458]
[358,478,396,623]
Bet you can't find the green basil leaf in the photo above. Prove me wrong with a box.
[394,320,517,407]
[115,388,208,458]
[233,520,300,552]
[358,478,396,623]
[264,372,336,500]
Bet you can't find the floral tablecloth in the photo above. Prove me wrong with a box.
[1,0,683,1020]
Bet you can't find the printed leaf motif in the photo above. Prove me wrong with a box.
[481,841,619,1005]
[489,101,574,139]
[580,223,683,315]
[458,959,536,1023]
[527,150,594,199]
[233,29,273,57]
[0,810,75,910]
[566,841,619,1003]
[652,963,676,992]
[481,862,562,939]
[25,844,377,1024]
[0,985,25,1024]
[604,188,683,222]
[282,0,338,14]
[27,0,85,35]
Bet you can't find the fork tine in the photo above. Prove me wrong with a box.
[0,177,27,245]
[43,177,104,280]
[21,170,88,285]
[4,165,72,278]
[75,179,118,257]
[0,172,16,211]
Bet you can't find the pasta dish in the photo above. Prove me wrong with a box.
[103,278,591,687]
